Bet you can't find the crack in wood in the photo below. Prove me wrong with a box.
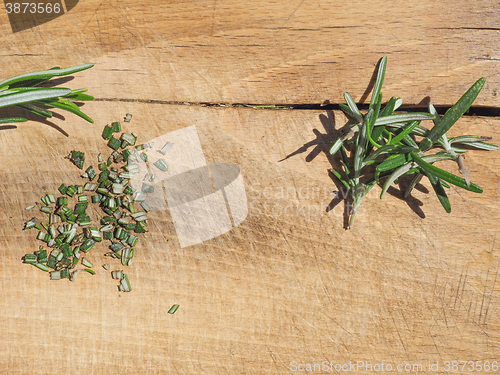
[94,97,500,117]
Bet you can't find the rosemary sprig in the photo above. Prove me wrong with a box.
[0,64,94,124]
[329,57,498,228]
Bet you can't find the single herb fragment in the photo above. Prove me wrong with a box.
[168,304,180,314]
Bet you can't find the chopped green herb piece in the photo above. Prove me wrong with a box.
[124,186,135,195]
[34,263,49,272]
[100,224,114,232]
[57,197,68,206]
[159,142,174,155]
[24,218,38,230]
[135,222,147,233]
[153,159,168,172]
[102,125,114,140]
[121,247,134,266]
[98,170,109,183]
[41,195,51,206]
[85,166,96,181]
[80,238,96,252]
[112,183,125,194]
[69,269,81,281]
[107,137,121,151]
[111,122,121,132]
[141,184,154,193]
[118,273,131,292]
[168,304,180,314]
[134,192,146,202]
[66,185,77,197]
[81,257,93,268]
[113,209,122,219]
[60,269,70,278]
[68,151,85,169]
[101,216,117,224]
[121,133,136,147]
[103,231,114,240]
[74,202,88,215]
[58,184,68,195]
[112,151,124,163]
[111,270,124,279]
[131,212,148,222]
[121,149,132,161]
[110,242,125,252]
[127,235,138,247]
[23,254,37,264]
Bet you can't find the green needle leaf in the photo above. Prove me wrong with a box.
[448,135,498,151]
[410,152,482,192]
[363,144,405,165]
[388,120,419,145]
[354,109,372,181]
[366,92,383,148]
[0,86,66,97]
[421,152,456,163]
[440,180,451,189]
[449,135,492,144]
[380,161,416,198]
[369,57,387,112]
[379,97,398,117]
[0,117,27,124]
[329,138,344,156]
[376,153,409,172]
[344,92,363,123]
[456,141,498,151]
[0,89,71,109]
[401,134,419,148]
[420,78,486,151]
[425,171,451,213]
[43,99,94,123]
[0,64,94,89]
[17,103,53,118]
[404,173,423,198]
[375,113,435,126]
[339,103,358,121]
[67,89,94,101]
[330,169,350,190]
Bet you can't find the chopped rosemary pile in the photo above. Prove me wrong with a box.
[329,57,498,228]
[22,120,150,291]
[0,64,94,125]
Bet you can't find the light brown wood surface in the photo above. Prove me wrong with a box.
[1,1,499,374]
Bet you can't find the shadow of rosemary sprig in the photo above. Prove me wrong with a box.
[329,57,498,229]
[0,64,94,126]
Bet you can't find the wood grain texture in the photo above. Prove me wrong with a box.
[0,0,499,105]
[0,0,499,373]
[0,102,499,374]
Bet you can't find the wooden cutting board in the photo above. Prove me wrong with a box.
[1,1,499,374]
